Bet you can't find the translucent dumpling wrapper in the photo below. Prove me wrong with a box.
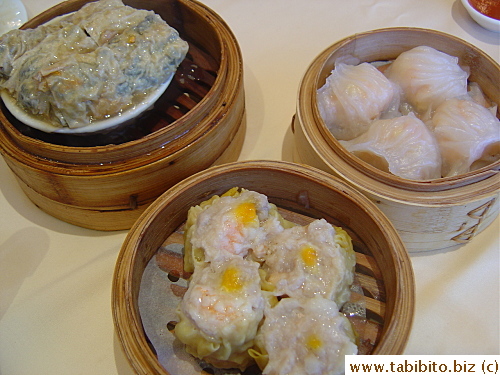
[174,257,267,371]
[340,113,442,180]
[467,82,498,112]
[261,218,355,307]
[183,187,295,272]
[431,98,500,177]
[317,62,398,141]
[385,46,469,115]
[249,296,357,375]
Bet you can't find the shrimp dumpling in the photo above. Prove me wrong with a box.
[317,62,398,140]
[250,296,357,375]
[174,257,266,370]
[385,46,469,115]
[261,219,356,307]
[340,113,442,180]
[431,98,500,177]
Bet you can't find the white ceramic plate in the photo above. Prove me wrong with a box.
[1,75,173,134]
[0,0,28,36]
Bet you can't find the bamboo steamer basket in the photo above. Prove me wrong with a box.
[292,28,500,253]
[112,160,415,374]
[0,0,245,231]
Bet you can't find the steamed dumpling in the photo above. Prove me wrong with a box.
[261,218,355,307]
[317,62,398,140]
[251,296,357,375]
[431,98,500,177]
[174,257,266,370]
[385,46,469,115]
[340,113,442,180]
[183,188,290,272]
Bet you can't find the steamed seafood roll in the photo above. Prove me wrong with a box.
[0,0,189,129]
[183,188,293,272]
[250,296,357,375]
[317,62,398,140]
[261,218,355,307]
[431,98,500,177]
[174,257,267,370]
[385,46,469,115]
[340,113,442,180]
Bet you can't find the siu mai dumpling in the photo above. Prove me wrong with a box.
[261,219,355,307]
[317,62,398,140]
[174,257,265,370]
[340,113,442,180]
[431,98,500,177]
[183,188,289,272]
[385,46,469,115]
[250,296,357,375]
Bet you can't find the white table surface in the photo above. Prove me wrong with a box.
[1,0,499,373]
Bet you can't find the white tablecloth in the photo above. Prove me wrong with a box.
[1,0,499,373]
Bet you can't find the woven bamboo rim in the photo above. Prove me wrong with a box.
[112,160,415,374]
[295,28,500,199]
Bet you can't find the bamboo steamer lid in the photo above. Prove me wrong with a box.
[0,0,245,231]
[112,160,414,374]
[292,28,500,253]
